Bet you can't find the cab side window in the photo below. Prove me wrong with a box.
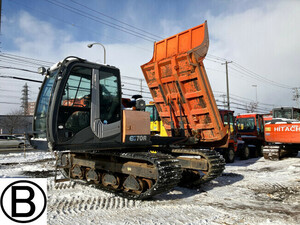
[58,66,92,140]
[99,71,120,124]
[223,114,228,125]
[229,113,234,133]
[145,106,155,122]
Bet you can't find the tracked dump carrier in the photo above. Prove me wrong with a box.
[30,21,225,199]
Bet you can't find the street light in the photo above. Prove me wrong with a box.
[252,84,257,102]
[87,42,106,64]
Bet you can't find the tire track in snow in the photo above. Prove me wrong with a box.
[47,181,77,191]
[250,181,300,203]
[48,196,141,214]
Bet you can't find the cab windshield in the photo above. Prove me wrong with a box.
[236,117,255,132]
[273,108,297,120]
[145,105,159,122]
[34,69,58,138]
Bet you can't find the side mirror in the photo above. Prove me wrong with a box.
[38,67,46,75]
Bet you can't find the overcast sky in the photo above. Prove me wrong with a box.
[0,0,299,115]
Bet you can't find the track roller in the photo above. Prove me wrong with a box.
[102,173,121,189]
[57,151,182,199]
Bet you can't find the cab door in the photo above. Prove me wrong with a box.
[90,67,121,139]
[56,66,93,143]
[53,64,121,146]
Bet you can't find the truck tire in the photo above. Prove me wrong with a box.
[240,146,250,160]
[258,145,264,157]
[251,145,260,158]
[289,150,299,158]
[224,148,235,163]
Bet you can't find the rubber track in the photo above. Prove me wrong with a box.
[60,151,182,200]
[263,146,280,160]
[171,149,225,186]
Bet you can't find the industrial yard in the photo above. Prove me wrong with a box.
[0,1,300,224]
[0,150,299,225]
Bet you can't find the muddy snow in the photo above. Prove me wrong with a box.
[0,151,299,225]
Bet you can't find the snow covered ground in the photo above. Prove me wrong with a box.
[0,151,299,225]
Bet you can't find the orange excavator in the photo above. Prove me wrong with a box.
[263,107,300,160]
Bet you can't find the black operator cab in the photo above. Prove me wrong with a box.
[32,57,122,151]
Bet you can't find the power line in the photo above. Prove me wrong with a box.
[44,0,156,42]
[216,96,272,111]
[216,101,269,114]
[204,58,224,64]
[122,87,151,95]
[1,53,54,65]
[214,92,278,108]
[214,92,274,111]
[230,62,292,89]
[205,67,225,73]
[0,66,40,74]
[0,95,21,99]
[0,53,53,66]
[0,102,20,105]
[206,54,294,89]
[0,89,22,93]
[7,0,151,52]
[207,54,227,62]
[69,0,163,40]
[0,59,39,69]
[5,0,295,92]
[2,0,296,108]
[0,75,43,83]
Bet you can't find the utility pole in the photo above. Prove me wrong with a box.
[21,83,29,115]
[220,94,226,109]
[0,0,2,51]
[252,84,258,103]
[0,0,2,34]
[140,79,143,96]
[293,87,300,108]
[221,61,232,110]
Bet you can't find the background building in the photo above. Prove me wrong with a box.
[27,102,36,116]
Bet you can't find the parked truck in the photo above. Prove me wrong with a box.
[217,109,245,163]
[263,107,300,160]
[236,113,265,159]
[30,21,226,199]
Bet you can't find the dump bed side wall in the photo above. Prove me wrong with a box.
[141,22,227,142]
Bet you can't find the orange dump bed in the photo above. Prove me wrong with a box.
[141,21,227,143]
